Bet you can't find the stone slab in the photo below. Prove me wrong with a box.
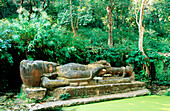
[28,89,149,111]
[24,87,47,100]
[90,77,132,85]
[48,81,146,99]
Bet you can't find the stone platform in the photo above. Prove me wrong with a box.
[48,81,146,99]
[21,78,149,111]
[28,89,149,111]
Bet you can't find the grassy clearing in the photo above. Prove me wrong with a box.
[62,95,170,111]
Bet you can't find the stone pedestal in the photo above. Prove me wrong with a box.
[22,85,47,100]
[48,81,146,99]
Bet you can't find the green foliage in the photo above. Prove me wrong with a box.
[126,50,150,82]
[0,0,169,90]
[17,89,40,103]
[60,93,71,100]
[17,90,33,103]
[17,90,27,100]
[79,28,108,46]
[0,7,53,60]
[57,0,93,29]
[0,36,13,64]
[81,92,88,98]
[0,0,18,19]
[165,91,170,96]
[153,57,170,85]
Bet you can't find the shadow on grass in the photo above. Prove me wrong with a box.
[38,108,63,111]
[38,107,77,111]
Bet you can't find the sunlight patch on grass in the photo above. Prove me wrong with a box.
[155,108,170,111]
[140,101,147,103]
[161,104,170,107]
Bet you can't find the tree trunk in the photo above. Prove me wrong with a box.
[106,1,114,48]
[107,7,113,47]
[139,0,146,54]
[138,0,150,77]
[73,28,78,38]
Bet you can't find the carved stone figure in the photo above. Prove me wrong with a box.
[20,60,134,88]
[20,60,58,87]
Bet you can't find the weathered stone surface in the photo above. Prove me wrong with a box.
[150,84,170,94]
[41,77,69,88]
[48,81,146,99]
[20,60,58,87]
[21,84,29,92]
[69,83,79,86]
[156,90,167,96]
[105,66,133,77]
[20,60,135,88]
[25,87,47,100]
[79,82,89,86]
[28,89,149,111]
[90,77,132,85]
[56,61,109,79]
[155,88,170,96]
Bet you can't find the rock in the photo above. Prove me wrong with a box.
[156,90,167,96]
[25,87,47,100]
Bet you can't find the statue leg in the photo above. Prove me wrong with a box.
[41,77,69,88]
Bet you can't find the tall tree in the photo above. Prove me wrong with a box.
[135,0,150,76]
[70,0,81,38]
[106,0,114,47]
[57,0,92,38]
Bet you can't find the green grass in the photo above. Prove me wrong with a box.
[62,96,170,111]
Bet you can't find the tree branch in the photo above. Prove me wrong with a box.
[139,0,147,28]
[76,0,82,29]
[135,0,139,26]
[70,0,74,30]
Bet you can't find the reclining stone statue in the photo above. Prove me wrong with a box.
[20,60,134,89]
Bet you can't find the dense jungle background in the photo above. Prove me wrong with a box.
[0,0,169,92]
